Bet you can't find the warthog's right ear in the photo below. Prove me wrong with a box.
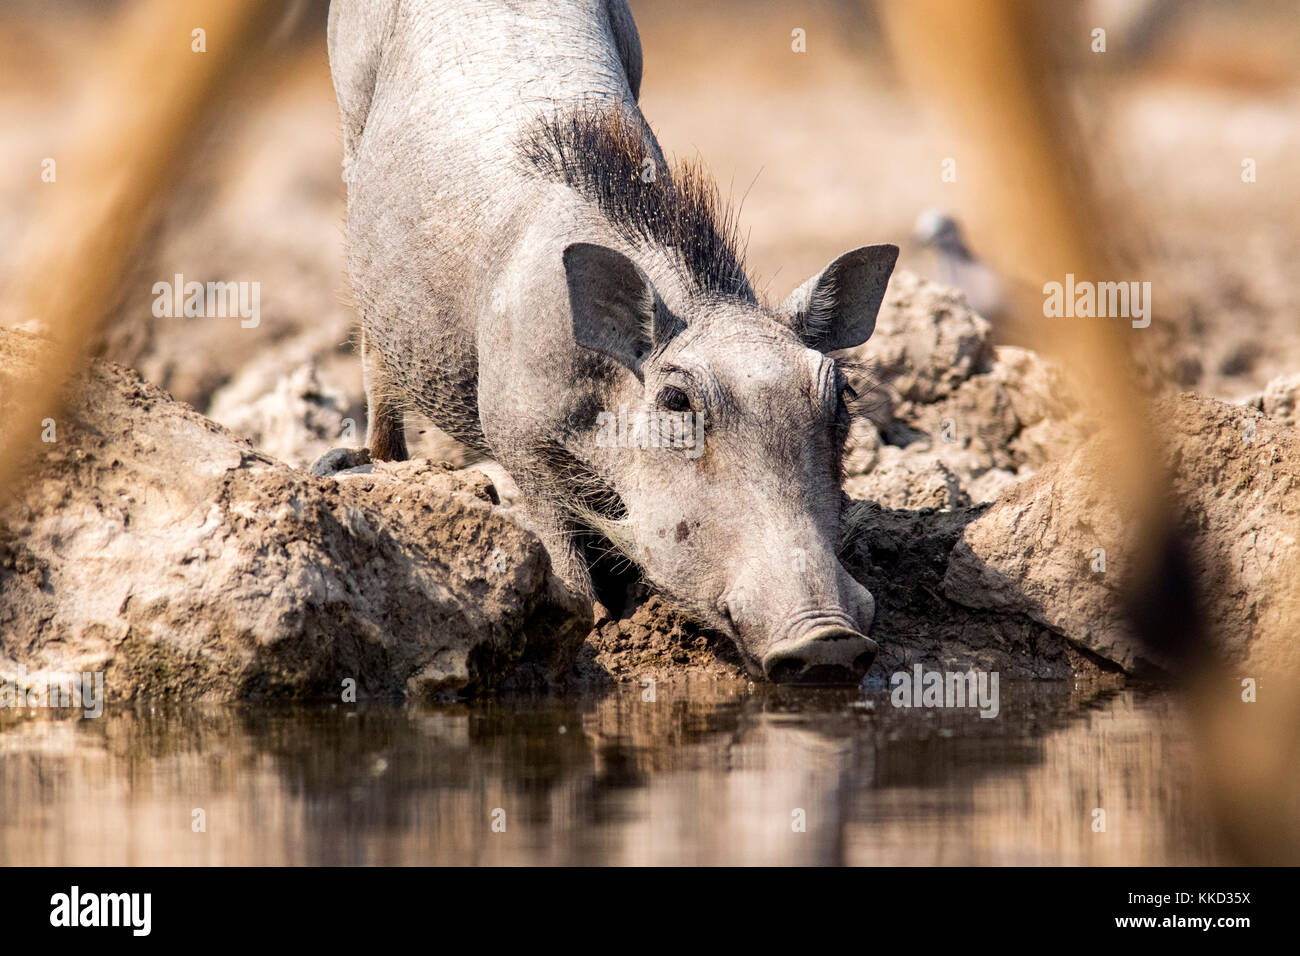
[563,243,675,379]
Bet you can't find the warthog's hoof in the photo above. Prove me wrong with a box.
[310,447,374,477]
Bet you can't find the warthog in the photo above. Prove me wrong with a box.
[325,0,897,682]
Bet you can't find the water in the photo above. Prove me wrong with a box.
[0,681,1222,865]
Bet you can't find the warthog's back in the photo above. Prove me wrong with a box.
[329,0,641,246]
[328,0,643,445]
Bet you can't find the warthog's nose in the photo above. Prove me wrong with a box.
[761,626,879,685]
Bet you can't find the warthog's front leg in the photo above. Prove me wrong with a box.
[361,326,409,462]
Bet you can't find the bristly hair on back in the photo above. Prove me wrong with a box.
[520,108,753,300]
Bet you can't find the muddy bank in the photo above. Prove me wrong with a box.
[0,330,589,701]
[2,265,1296,697]
[942,391,1299,676]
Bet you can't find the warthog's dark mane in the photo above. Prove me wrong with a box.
[520,108,752,299]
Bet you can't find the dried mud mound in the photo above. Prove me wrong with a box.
[0,330,590,701]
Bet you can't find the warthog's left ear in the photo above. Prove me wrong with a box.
[779,244,899,353]
[563,242,678,380]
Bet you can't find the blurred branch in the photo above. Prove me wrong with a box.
[877,0,1299,864]
[0,0,277,496]
[877,0,1162,540]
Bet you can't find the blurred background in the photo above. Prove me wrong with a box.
[1,0,1297,455]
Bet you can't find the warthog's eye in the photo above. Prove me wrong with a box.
[657,385,692,413]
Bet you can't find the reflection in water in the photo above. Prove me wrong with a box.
[0,681,1220,865]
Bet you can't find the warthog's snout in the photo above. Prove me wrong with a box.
[761,626,879,685]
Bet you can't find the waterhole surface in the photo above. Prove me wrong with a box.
[0,682,1220,865]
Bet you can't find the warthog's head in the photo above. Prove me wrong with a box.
[564,240,898,683]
